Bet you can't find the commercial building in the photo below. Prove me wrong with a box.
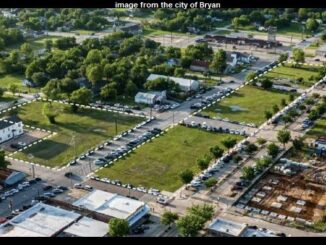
[147,74,200,92]
[61,217,108,237]
[73,190,150,226]
[0,203,80,237]
[0,169,26,187]
[207,218,247,237]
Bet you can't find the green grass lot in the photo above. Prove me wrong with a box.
[96,125,243,192]
[201,86,295,126]
[306,115,326,139]
[6,36,60,52]
[11,101,143,168]
[264,64,321,88]
[0,74,40,93]
[0,93,18,102]
[142,27,197,37]
[72,29,94,35]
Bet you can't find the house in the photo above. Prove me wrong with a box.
[147,74,200,92]
[190,60,210,72]
[0,116,24,144]
[227,52,251,67]
[135,91,166,105]
[73,190,150,226]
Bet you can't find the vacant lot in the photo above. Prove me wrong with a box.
[264,64,320,88]
[10,101,143,167]
[201,86,294,126]
[96,126,243,192]
[0,74,40,93]
[306,115,326,138]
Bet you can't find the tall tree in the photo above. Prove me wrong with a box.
[108,218,129,237]
[210,49,227,74]
[0,150,10,169]
[292,48,305,63]
[277,130,291,148]
[161,211,179,228]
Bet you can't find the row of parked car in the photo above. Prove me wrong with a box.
[153,103,179,113]
[0,178,42,202]
[190,88,233,110]
[182,121,247,136]
[68,119,155,166]
[90,175,165,198]
[42,185,68,198]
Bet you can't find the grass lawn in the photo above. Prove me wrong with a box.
[264,64,321,88]
[96,126,243,192]
[72,29,94,35]
[0,74,40,93]
[11,101,144,168]
[201,86,295,126]
[306,115,326,138]
[277,22,307,37]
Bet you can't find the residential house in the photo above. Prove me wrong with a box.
[0,116,24,144]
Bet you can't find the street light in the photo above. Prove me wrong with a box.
[28,153,35,178]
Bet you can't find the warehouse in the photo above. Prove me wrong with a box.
[147,74,200,92]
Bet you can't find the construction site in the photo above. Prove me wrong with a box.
[238,160,326,223]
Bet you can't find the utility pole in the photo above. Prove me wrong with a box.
[172,110,175,125]
[70,133,77,160]
[115,116,118,135]
[88,158,92,172]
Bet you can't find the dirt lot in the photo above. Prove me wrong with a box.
[1,129,50,152]
[248,172,326,222]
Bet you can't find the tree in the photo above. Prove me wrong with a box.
[278,53,288,63]
[308,109,319,121]
[31,72,48,86]
[70,87,92,105]
[281,98,287,107]
[241,166,255,180]
[187,204,214,221]
[210,145,224,159]
[306,18,319,33]
[260,78,273,89]
[42,103,59,124]
[264,110,273,120]
[272,104,280,114]
[9,84,18,95]
[101,83,117,101]
[289,94,295,102]
[210,49,227,74]
[108,218,129,237]
[0,150,10,169]
[267,143,280,158]
[86,64,103,86]
[180,169,194,184]
[277,130,291,148]
[42,79,61,99]
[246,71,256,82]
[197,157,210,170]
[0,88,4,98]
[221,138,237,150]
[45,39,53,51]
[161,211,179,228]
[20,43,33,59]
[292,48,305,63]
[245,143,258,154]
[293,137,304,151]
[85,49,102,64]
[176,215,204,237]
[124,81,138,97]
[204,177,217,188]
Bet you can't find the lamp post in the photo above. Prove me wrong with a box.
[28,153,35,178]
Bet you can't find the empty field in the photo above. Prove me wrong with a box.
[96,126,243,192]
[201,86,294,126]
[10,101,143,167]
[0,74,40,93]
[264,64,321,88]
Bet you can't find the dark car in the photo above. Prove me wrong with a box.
[29,179,37,184]
[64,172,73,178]
[132,227,144,234]
[43,185,53,191]
[35,177,42,182]
[57,186,68,191]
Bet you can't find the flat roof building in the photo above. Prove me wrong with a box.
[62,217,108,237]
[73,190,150,226]
[147,74,200,92]
[0,203,80,237]
[207,218,247,237]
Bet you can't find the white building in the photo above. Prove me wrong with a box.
[135,91,166,105]
[0,117,23,144]
[62,217,108,237]
[147,74,200,92]
[0,203,81,237]
[208,218,247,237]
[73,190,150,226]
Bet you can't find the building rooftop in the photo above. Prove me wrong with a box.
[63,217,108,237]
[208,218,247,237]
[0,203,80,237]
[0,120,13,130]
[242,228,277,237]
[147,74,199,88]
[73,190,149,225]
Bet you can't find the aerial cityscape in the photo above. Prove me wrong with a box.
[0,7,325,237]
